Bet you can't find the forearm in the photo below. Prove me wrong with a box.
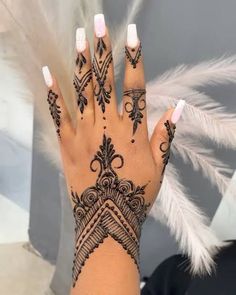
[71,237,140,295]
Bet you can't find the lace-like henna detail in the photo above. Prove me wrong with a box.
[160,120,176,183]
[47,90,61,138]
[123,89,146,135]
[73,69,92,114]
[125,43,142,68]
[92,51,113,113]
[71,134,150,286]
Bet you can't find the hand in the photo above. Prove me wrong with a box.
[42,14,185,294]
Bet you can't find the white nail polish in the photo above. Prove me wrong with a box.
[127,24,139,48]
[171,99,186,124]
[94,14,106,38]
[76,27,86,52]
[42,66,53,87]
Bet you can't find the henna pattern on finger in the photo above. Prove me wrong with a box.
[73,69,92,114]
[125,43,142,68]
[76,52,87,73]
[96,37,107,58]
[71,134,150,287]
[47,90,61,138]
[93,51,113,113]
[123,89,146,135]
[159,120,176,183]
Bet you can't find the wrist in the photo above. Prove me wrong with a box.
[72,236,141,295]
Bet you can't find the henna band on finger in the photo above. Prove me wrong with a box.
[123,89,146,136]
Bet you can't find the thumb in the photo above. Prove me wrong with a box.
[150,99,185,183]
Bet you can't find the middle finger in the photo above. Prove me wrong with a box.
[92,14,118,126]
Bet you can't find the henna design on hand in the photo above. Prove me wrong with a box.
[123,89,146,135]
[125,43,142,68]
[96,37,107,58]
[76,52,86,73]
[47,90,61,138]
[160,120,176,183]
[92,51,113,113]
[73,69,92,114]
[71,134,150,286]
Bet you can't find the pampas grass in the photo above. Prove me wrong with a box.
[1,0,236,275]
[150,164,225,274]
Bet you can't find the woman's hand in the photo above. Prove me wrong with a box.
[42,14,185,295]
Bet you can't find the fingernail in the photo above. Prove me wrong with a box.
[76,27,86,52]
[127,24,139,48]
[42,66,53,87]
[94,14,106,38]
[171,99,185,124]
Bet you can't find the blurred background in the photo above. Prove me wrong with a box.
[0,0,236,294]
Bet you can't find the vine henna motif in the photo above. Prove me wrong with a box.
[92,51,113,113]
[123,89,146,135]
[125,43,142,68]
[47,90,61,138]
[160,120,176,183]
[71,134,150,286]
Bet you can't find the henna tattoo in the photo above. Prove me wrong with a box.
[125,43,142,68]
[76,52,86,73]
[123,89,146,135]
[96,37,107,58]
[93,51,113,113]
[73,69,92,114]
[47,90,61,138]
[71,135,150,286]
[160,120,176,183]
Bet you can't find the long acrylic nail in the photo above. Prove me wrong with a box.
[76,28,86,52]
[127,24,139,48]
[42,66,53,87]
[171,99,185,124]
[94,14,106,38]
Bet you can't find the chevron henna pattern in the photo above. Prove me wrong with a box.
[123,89,146,135]
[160,120,176,183]
[73,69,92,114]
[93,51,113,113]
[125,43,142,68]
[71,135,150,287]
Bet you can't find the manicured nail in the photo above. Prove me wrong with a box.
[76,28,86,52]
[127,24,139,48]
[171,99,186,124]
[42,66,53,87]
[94,14,106,38]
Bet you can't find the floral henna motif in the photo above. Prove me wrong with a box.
[92,51,113,113]
[123,89,146,135]
[125,43,142,68]
[160,120,176,183]
[71,134,150,286]
[47,90,61,138]
[73,69,92,114]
